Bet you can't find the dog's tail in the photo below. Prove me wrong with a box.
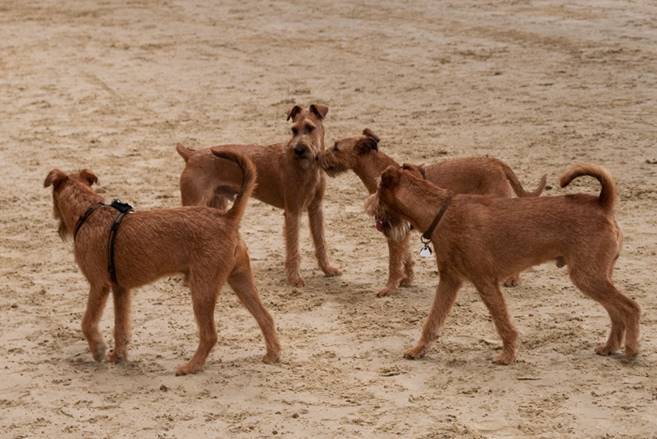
[176,143,195,163]
[210,149,256,223]
[501,162,547,197]
[560,164,617,212]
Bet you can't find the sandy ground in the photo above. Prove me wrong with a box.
[1,1,657,437]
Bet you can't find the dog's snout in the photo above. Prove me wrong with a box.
[294,144,308,156]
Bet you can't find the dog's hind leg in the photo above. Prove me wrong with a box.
[211,185,238,211]
[228,241,281,364]
[404,271,462,359]
[176,271,222,376]
[108,285,131,364]
[180,172,209,207]
[82,283,110,362]
[569,266,640,358]
[474,280,518,365]
[210,194,229,211]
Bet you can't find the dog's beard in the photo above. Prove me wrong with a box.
[386,220,412,241]
[293,152,319,170]
[57,220,70,240]
[364,194,411,242]
[297,157,313,170]
[52,198,70,241]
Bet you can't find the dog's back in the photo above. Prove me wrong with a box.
[108,206,240,288]
[424,157,546,198]
[438,172,619,280]
[178,144,287,209]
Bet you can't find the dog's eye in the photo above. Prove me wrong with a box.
[304,124,315,134]
[291,127,299,136]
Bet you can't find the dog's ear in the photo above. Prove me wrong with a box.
[380,166,400,189]
[79,169,98,186]
[287,105,303,121]
[44,169,68,189]
[362,128,380,143]
[356,134,379,155]
[309,104,328,120]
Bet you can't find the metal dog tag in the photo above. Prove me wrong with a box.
[419,244,433,258]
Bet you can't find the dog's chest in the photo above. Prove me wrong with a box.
[286,167,321,207]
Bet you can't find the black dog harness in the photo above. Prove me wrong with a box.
[74,199,134,284]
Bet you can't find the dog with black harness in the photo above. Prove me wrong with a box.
[44,151,281,376]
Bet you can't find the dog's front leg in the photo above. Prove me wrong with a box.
[405,273,462,359]
[400,232,414,287]
[108,286,131,364]
[81,283,110,362]
[378,238,407,297]
[308,195,340,278]
[284,211,304,287]
[475,281,518,365]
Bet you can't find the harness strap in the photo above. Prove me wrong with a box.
[106,200,133,284]
[74,203,105,240]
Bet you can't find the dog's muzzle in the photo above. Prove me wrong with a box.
[293,144,309,158]
[317,155,344,176]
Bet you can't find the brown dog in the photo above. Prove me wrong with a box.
[319,129,546,296]
[176,104,340,287]
[367,163,640,364]
[44,152,280,376]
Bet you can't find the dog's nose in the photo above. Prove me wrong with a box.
[294,145,308,157]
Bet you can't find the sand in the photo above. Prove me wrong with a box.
[1,1,656,437]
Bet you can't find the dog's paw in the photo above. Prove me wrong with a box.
[399,276,413,287]
[107,349,127,364]
[376,286,396,297]
[262,351,281,364]
[503,276,519,288]
[287,275,305,288]
[624,346,639,360]
[492,351,516,365]
[594,343,618,356]
[175,362,203,376]
[403,345,427,360]
[322,266,341,277]
[91,343,107,362]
